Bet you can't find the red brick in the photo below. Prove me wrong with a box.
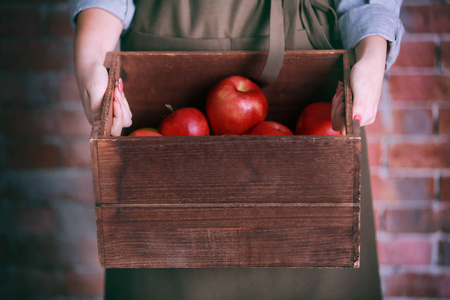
[75,238,100,265]
[365,108,434,135]
[442,40,450,70]
[15,206,56,234]
[58,72,80,102]
[63,139,91,168]
[57,202,96,239]
[2,109,92,137]
[0,72,58,104]
[440,205,450,232]
[13,268,64,297]
[388,75,450,101]
[385,272,442,297]
[0,8,43,37]
[5,142,59,169]
[0,39,73,71]
[370,175,435,201]
[388,141,450,168]
[365,112,388,135]
[48,7,75,37]
[385,207,438,233]
[442,177,450,202]
[367,142,382,167]
[65,270,104,296]
[373,206,384,231]
[440,274,450,298]
[438,240,450,266]
[400,4,450,33]
[15,236,70,267]
[392,40,436,68]
[439,108,450,134]
[377,236,432,265]
[4,170,94,203]
[392,108,433,135]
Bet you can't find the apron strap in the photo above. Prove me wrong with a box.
[300,0,340,49]
[257,0,285,87]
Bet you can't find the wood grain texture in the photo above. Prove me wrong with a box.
[91,50,361,268]
[114,50,348,134]
[97,204,360,268]
[95,136,360,205]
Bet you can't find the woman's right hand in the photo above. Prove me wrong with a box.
[76,58,132,135]
[76,59,109,125]
[74,8,132,136]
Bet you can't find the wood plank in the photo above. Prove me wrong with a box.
[95,136,360,205]
[98,204,360,268]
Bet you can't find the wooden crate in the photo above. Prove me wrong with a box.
[91,50,360,269]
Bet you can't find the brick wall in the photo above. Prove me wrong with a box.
[0,0,448,299]
[368,0,450,299]
[0,0,103,299]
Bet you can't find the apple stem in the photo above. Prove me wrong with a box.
[165,104,174,113]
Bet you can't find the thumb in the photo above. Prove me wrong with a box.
[85,65,109,124]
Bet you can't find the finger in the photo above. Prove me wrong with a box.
[335,81,343,95]
[331,89,344,114]
[331,82,344,109]
[114,79,132,128]
[332,98,345,133]
[331,86,345,132]
[111,94,125,136]
[85,65,109,125]
[351,88,367,126]
[121,95,133,127]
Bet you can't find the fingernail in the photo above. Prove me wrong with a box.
[115,86,121,97]
[119,78,123,93]
[354,114,361,121]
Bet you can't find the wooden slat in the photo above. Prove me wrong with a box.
[97,204,360,268]
[95,136,360,205]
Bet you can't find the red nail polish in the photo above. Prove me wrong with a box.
[354,114,361,121]
[119,78,123,93]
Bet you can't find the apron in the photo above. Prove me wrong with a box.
[121,0,342,52]
[108,1,382,299]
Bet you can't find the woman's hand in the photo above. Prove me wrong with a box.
[331,35,388,133]
[112,78,132,136]
[75,58,108,125]
[351,35,387,127]
[74,8,132,136]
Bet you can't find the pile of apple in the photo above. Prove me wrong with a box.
[129,75,341,137]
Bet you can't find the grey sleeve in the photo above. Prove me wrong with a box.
[68,0,135,30]
[334,0,405,70]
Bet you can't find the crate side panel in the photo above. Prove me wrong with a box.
[95,137,358,204]
[118,51,344,134]
[100,205,358,268]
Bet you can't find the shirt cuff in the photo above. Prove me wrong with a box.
[338,4,405,70]
[68,0,135,31]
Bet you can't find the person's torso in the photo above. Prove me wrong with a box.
[122,0,341,51]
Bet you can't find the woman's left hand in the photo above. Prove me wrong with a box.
[331,35,388,133]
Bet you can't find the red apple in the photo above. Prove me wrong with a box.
[206,75,268,135]
[249,121,293,136]
[129,128,163,136]
[159,107,210,136]
[295,102,341,136]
